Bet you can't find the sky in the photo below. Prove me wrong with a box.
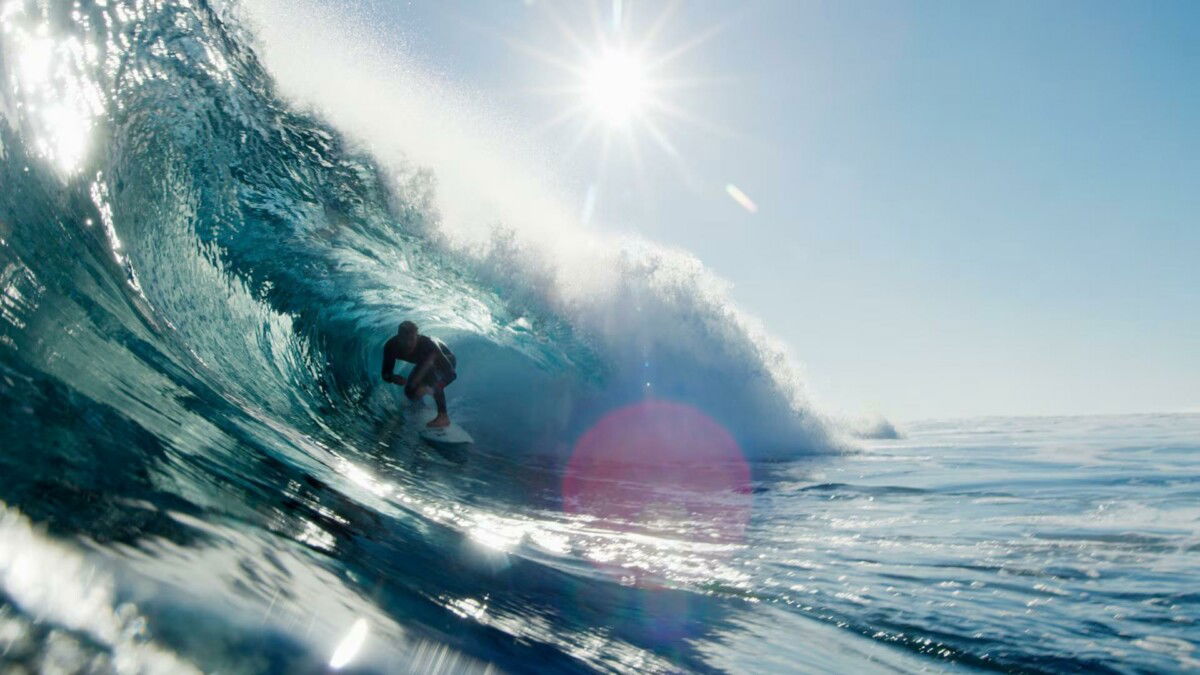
[329,0,1198,421]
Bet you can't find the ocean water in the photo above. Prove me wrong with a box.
[1,1,1198,672]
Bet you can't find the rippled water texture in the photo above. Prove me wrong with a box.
[1,0,1198,672]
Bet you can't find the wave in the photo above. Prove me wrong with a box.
[2,0,841,464]
[229,0,843,457]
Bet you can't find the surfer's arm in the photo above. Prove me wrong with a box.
[404,352,438,396]
[381,351,404,384]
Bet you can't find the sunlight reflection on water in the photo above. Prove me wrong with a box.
[3,6,104,174]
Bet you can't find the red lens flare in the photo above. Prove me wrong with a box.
[563,400,752,546]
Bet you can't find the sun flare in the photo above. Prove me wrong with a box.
[583,49,648,125]
[506,2,733,220]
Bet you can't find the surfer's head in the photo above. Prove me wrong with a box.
[397,320,419,353]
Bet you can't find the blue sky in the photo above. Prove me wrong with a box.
[347,0,1197,420]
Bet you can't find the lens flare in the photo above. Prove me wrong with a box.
[563,400,752,549]
[328,618,368,669]
[725,183,758,214]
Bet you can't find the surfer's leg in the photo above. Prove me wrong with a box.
[426,381,451,427]
[433,387,448,415]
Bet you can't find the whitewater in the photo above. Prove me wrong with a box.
[1,1,1197,672]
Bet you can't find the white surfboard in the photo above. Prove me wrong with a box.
[417,420,474,447]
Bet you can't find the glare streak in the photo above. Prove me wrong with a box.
[726,184,758,214]
[328,618,369,669]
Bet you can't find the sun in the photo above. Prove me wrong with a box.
[500,2,736,219]
[582,48,649,126]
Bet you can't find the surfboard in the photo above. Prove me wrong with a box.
[418,421,473,446]
[417,419,473,464]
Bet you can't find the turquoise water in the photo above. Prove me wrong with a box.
[742,414,1200,672]
[1,1,1197,672]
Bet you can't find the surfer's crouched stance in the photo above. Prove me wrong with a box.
[382,321,457,428]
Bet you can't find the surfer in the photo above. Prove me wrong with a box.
[382,321,457,428]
